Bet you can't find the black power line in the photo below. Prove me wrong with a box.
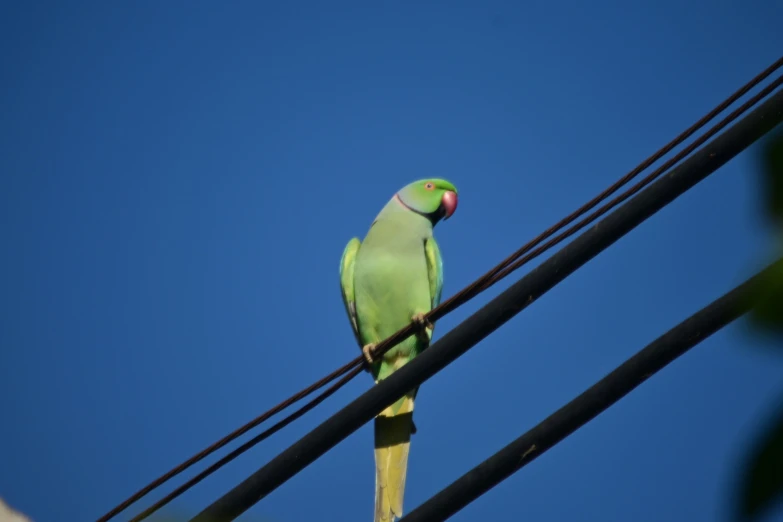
[128,365,364,522]
[399,258,783,521]
[189,85,783,522]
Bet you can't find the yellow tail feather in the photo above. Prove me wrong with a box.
[373,401,414,522]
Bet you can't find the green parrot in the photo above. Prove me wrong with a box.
[339,178,458,521]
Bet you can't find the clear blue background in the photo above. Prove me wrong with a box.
[2,1,783,521]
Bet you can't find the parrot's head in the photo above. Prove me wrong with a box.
[396,178,459,225]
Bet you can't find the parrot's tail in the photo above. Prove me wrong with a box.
[373,395,415,522]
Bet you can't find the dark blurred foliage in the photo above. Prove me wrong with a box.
[735,125,783,522]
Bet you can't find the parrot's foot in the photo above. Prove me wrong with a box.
[362,343,378,366]
[411,313,434,341]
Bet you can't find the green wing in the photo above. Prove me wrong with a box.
[424,236,444,310]
[339,237,362,347]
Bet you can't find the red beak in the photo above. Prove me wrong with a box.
[441,191,458,219]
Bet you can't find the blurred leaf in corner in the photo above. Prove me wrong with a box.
[761,127,783,225]
[747,260,783,335]
[748,126,783,334]
[732,123,783,522]
[0,497,32,522]
[759,126,783,223]
[736,397,783,522]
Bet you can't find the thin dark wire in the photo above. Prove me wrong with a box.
[98,55,783,522]
[96,359,359,522]
[129,364,364,522]
[485,73,783,289]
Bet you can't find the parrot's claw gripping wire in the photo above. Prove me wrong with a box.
[411,313,434,342]
[361,343,377,367]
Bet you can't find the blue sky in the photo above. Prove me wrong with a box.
[2,1,783,521]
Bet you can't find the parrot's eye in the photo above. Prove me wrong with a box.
[424,182,435,190]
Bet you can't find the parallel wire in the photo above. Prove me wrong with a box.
[98,55,783,522]
[127,365,364,522]
[96,359,358,522]
[485,73,783,289]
